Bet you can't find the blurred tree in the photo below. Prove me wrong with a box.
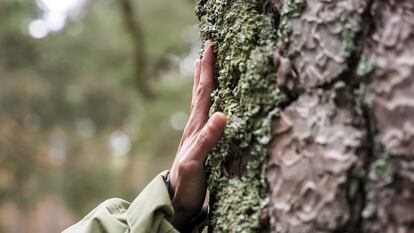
[118,0,153,98]
[0,0,197,232]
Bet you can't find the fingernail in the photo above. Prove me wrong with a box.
[206,40,214,50]
[213,112,226,121]
[203,42,209,56]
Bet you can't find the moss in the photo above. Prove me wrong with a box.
[196,0,287,231]
[370,151,393,185]
[277,0,306,41]
[281,0,306,17]
[337,11,358,58]
[347,164,366,200]
[362,201,376,219]
[362,151,393,218]
[340,29,356,57]
[357,57,375,77]
[347,180,359,200]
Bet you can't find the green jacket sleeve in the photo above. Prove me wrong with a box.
[63,171,203,233]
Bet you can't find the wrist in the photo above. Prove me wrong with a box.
[171,199,188,230]
[163,171,174,199]
[163,171,187,229]
[172,202,209,233]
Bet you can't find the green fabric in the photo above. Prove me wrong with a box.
[63,171,197,233]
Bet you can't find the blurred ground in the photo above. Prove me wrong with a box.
[0,0,198,232]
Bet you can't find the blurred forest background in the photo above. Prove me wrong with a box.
[0,0,198,232]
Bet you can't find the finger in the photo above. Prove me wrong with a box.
[193,40,215,121]
[191,112,226,162]
[191,59,202,110]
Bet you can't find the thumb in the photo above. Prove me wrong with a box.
[192,112,226,162]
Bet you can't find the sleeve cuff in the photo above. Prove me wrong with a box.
[126,170,177,233]
[126,170,208,233]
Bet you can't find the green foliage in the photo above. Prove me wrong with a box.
[0,0,196,226]
[62,159,115,214]
[138,0,196,58]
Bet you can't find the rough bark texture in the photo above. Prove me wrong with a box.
[196,0,414,232]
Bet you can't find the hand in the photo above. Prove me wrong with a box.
[169,40,226,229]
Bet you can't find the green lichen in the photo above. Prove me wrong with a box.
[277,0,306,41]
[347,179,359,200]
[281,0,306,17]
[341,29,356,57]
[347,164,366,200]
[196,0,287,232]
[362,151,393,219]
[337,11,357,58]
[362,201,376,219]
[370,151,393,185]
[356,57,375,77]
[354,83,374,108]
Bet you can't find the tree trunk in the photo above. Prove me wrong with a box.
[196,0,414,232]
[118,0,154,98]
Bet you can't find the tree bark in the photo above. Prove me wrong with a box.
[196,0,414,232]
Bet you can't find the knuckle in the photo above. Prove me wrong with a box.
[177,162,188,174]
[201,58,210,68]
[196,85,206,97]
[183,125,195,137]
[205,123,218,136]
[197,130,212,147]
[196,132,208,146]
[177,160,199,175]
[184,116,198,133]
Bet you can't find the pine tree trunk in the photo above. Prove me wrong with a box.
[196,0,414,232]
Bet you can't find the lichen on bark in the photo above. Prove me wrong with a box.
[196,0,287,231]
[361,0,414,231]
